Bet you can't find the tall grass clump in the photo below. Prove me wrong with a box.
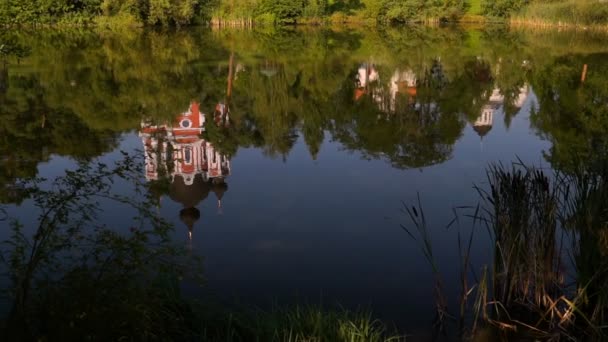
[403,161,608,339]
[474,162,608,338]
[474,163,569,337]
[514,0,608,28]
[197,305,406,342]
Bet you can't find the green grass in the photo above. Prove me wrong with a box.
[467,0,482,15]
[515,0,608,27]
[195,304,407,342]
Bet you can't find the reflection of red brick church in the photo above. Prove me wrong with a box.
[139,101,231,241]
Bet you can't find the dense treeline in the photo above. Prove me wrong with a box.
[0,0,467,25]
[0,0,212,26]
[211,0,468,24]
[2,0,605,26]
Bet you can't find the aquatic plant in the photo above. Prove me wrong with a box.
[0,153,199,340]
[403,161,608,339]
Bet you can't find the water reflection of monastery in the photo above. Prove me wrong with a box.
[355,64,421,113]
[473,84,530,139]
[355,62,531,140]
[139,101,230,240]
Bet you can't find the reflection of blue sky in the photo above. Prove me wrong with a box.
[1,91,552,331]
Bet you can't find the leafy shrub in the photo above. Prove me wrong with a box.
[257,0,305,23]
[377,0,466,23]
[255,12,277,24]
[481,0,525,18]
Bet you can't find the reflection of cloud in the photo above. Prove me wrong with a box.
[251,240,284,251]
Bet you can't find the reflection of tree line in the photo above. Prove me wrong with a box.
[1,28,607,204]
[141,102,231,241]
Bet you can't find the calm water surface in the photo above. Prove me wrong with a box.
[2,26,608,335]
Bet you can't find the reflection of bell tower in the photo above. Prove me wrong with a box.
[474,87,504,139]
[139,101,232,241]
[211,178,228,214]
[474,105,494,139]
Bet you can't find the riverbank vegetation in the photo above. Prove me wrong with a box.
[1,0,607,27]
[404,162,608,339]
[513,0,608,28]
[0,156,405,341]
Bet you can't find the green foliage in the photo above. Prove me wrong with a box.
[303,0,328,18]
[0,0,206,26]
[1,0,608,25]
[0,155,404,340]
[530,52,608,174]
[361,0,467,23]
[3,26,608,189]
[100,0,207,26]
[256,0,305,23]
[0,0,101,25]
[197,305,406,341]
[0,155,200,340]
[481,0,525,18]
[516,0,608,26]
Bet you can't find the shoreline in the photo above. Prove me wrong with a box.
[2,18,608,33]
[509,18,608,32]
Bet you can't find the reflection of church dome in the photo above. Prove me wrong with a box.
[169,174,211,208]
[179,207,200,230]
[473,125,492,137]
[211,179,228,201]
[474,103,495,138]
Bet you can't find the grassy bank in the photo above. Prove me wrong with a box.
[513,0,608,29]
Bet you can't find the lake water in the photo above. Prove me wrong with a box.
[1,26,607,337]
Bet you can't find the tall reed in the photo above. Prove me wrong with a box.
[403,161,608,339]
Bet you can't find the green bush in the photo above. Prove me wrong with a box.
[481,0,525,18]
[377,0,466,23]
[255,12,277,23]
[257,0,305,23]
[0,0,205,26]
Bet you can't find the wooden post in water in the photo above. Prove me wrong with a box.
[581,64,588,83]
[227,51,234,100]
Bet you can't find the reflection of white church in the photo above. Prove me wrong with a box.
[473,84,530,138]
[139,101,231,240]
[355,64,419,113]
